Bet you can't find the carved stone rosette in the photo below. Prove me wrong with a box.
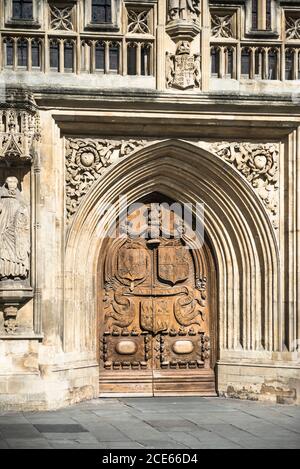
[209,142,279,230]
[65,138,148,221]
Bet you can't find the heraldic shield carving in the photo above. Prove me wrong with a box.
[99,203,216,396]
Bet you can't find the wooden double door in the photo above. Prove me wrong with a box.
[99,203,216,396]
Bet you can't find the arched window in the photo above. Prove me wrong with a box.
[12,0,33,20]
[92,0,112,24]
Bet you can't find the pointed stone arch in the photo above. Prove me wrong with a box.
[64,139,281,384]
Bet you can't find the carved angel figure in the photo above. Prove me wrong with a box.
[168,0,200,21]
[0,177,30,280]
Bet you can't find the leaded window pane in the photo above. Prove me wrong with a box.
[92,0,112,23]
[12,1,33,20]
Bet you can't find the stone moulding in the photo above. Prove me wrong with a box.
[65,138,149,222]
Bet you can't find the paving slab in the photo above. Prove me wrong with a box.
[0,397,298,449]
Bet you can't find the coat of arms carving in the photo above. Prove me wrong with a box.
[166,41,201,90]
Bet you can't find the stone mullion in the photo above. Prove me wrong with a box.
[136,42,141,76]
[44,35,49,73]
[156,0,165,90]
[250,47,255,79]
[76,36,81,74]
[280,43,285,81]
[264,47,269,80]
[122,38,127,76]
[201,0,211,91]
[104,41,110,74]
[13,37,17,71]
[59,39,64,73]
[27,38,32,72]
[236,43,241,81]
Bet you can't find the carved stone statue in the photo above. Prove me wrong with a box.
[168,0,200,22]
[0,177,30,280]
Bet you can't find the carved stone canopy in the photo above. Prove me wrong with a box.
[0,88,40,164]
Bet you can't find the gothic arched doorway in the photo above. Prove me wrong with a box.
[98,195,217,396]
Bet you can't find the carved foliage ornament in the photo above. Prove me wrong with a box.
[66,139,148,221]
[210,142,279,229]
[166,41,201,90]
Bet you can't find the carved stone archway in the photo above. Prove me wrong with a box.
[64,139,280,397]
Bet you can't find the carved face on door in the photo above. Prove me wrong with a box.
[99,202,215,396]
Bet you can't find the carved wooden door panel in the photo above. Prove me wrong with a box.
[99,204,216,396]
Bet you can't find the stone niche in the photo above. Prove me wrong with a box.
[0,88,40,336]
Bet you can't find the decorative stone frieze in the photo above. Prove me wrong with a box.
[65,138,149,221]
[209,142,279,229]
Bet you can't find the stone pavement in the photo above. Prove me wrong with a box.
[0,397,299,449]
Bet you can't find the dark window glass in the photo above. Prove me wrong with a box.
[64,43,73,70]
[6,42,14,66]
[13,0,33,20]
[255,50,261,76]
[109,46,119,71]
[141,46,150,76]
[32,41,40,67]
[266,0,271,30]
[17,40,28,67]
[50,43,59,69]
[95,44,105,70]
[268,51,277,80]
[92,0,112,23]
[285,51,293,80]
[227,49,233,77]
[252,0,258,30]
[127,46,137,75]
[211,48,219,75]
[241,49,250,76]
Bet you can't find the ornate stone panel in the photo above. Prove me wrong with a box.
[65,138,149,221]
[206,142,279,230]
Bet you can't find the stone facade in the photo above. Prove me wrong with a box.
[0,0,299,410]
